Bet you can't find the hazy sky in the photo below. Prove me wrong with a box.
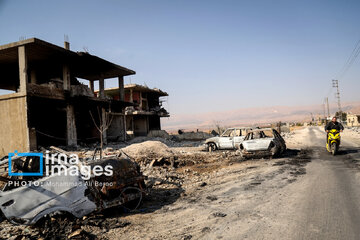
[0,0,359,115]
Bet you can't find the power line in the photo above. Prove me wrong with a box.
[336,38,360,79]
[324,38,360,120]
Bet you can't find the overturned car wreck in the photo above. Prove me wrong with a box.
[0,148,146,225]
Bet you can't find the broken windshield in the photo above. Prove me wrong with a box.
[221,129,234,137]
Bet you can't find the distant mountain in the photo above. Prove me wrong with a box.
[162,101,360,131]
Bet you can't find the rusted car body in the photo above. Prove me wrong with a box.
[204,127,252,151]
[237,128,286,158]
[0,151,146,225]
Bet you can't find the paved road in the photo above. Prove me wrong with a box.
[252,127,360,240]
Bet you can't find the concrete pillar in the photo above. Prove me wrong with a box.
[146,116,149,133]
[118,76,124,101]
[89,80,94,93]
[63,61,76,146]
[99,76,105,99]
[29,128,37,151]
[66,105,77,146]
[101,108,107,145]
[18,46,28,93]
[123,114,127,141]
[139,91,143,109]
[64,41,70,50]
[129,89,133,102]
[63,65,70,90]
[131,116,134,133]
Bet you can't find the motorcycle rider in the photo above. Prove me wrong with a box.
[325,116,344,143]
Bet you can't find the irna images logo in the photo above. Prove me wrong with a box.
[8,150,44,177]
[7,150,113,180]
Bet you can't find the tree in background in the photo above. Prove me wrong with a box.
[89,107,113,160]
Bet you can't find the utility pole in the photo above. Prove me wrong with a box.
[332,80,342,119]
[310,112,314,125]
[325,97,330,118]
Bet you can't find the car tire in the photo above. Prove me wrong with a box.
[208,143,217,152]
[270,146,279,157]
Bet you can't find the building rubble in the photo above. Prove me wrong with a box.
[0,137,246,239]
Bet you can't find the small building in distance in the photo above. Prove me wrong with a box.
[347,113,360,127]
[99,84,169,137]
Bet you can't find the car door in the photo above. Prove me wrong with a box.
[0,173,97,225]
[273,129,286,151]
[233,129,245,148]
[242,131,272,151]
[218,129,235,149]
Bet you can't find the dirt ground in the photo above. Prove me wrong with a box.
[106,126,360,240]
[1,126,360,240]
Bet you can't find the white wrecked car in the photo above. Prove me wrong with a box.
[237,128,286,158]
[204,127,252,151]
[0,150,146,225]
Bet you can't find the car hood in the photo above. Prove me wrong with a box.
[242,138,274,151]
[205,137,219,143]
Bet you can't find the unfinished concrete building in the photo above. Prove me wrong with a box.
[347,113,360,127]
[0,38,135,157]
[98,84,169,137]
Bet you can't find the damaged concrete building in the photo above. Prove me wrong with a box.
[0,38,135,157]
[97,84,169,137]
[347,113,360,127]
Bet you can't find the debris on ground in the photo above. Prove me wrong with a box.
[212,212,227,218]
[0,129,313,240]
[0,147,146,226]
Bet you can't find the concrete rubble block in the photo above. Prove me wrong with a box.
[147,130,171,139]
[176,131,213,141]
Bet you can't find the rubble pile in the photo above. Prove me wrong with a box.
[0,138,249,239]
[0,212,131,240]
[348,127,360,133]
[125,136,202,148]
[176,131,214,141]
[122,141,177,165]
[281,131,295,139]
[36,213,131,240]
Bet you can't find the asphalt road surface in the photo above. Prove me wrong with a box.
[249,127,360,240]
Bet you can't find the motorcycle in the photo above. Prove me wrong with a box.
[326,129,340,155]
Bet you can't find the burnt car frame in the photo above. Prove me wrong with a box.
[237,128,286,158]
[0,150,146,225]
[204,127,252,151]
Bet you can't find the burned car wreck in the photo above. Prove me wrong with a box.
[0,148,146,225]
[204,127,252,152]
[237,128,286,158]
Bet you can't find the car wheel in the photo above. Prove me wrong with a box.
[240,150,247,160]
[270,145,279,157]
[208,143,217,152]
